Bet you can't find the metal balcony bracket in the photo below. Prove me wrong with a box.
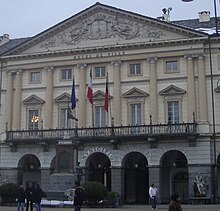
[39,142,50,152]
[109,139,119,150]
[188,135,197,147]
[7,142,17,152]
[148,136,158,148]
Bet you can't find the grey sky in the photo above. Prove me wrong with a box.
[0,0,216,39]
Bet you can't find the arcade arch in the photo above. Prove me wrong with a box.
[160,150,188,203]
[17,154,41,187]
[122,151,148,204]
[85,152,111,190]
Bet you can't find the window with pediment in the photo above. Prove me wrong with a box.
[61,68,72,80]
[23,95,45,130]
[54,93,77,129]
[159,85,186,124]
[123,87,148,125]
[92,91,109,127]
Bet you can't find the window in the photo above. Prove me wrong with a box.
[30,71,40,83]
[129,63,141,75]
[28,110,39,130]
[167,101,179,124]
[60,108,68,128]
[166,61,178,73]
[61,68,72,80]
[130,103,142,125]
[94,66,106,78]
[95,106,106,127]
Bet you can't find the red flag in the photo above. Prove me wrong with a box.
[104,73,109,112]
[87,67,93,104]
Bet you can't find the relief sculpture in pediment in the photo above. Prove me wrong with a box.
[40,13,166,49]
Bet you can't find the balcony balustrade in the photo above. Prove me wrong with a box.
[5,122,197,143]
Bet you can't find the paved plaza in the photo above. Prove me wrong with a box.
[1,204,220,211]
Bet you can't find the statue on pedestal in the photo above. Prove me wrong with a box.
[193,172,206,197]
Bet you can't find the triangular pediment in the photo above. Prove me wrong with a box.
[159,85,186,96]
[6,3,207,56]
[54,92,79,103]
[23,95,45,104]
[93,90,112,100]
[123,87,148,98]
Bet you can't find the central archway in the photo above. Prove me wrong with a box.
[122,152,148,204]
[160,150,188,203]
[85,152,111,191]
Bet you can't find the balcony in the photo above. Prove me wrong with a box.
[5,123,197,147]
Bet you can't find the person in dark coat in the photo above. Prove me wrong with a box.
[33,184,43,211]
[25,182,35,211]
[74,182,85,211]
[17,185,25,211]
[168,192,182,211]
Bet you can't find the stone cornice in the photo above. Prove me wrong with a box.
[2,37,208,61]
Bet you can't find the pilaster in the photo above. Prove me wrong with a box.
[44,66,54,129]
[5,71,14,130]
[147,57,158,124]
[185,54,196,122]
[12,69,22,130]
[77,63,87,128]
[197,54,208,123]
[112,60,122,126]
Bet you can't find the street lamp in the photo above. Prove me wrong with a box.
[182,0,219,203]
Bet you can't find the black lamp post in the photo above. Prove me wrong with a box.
[182,0,219,203]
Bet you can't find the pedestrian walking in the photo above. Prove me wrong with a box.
[73,182,85,211]
[17,185,26,211]
[33,184,43,211]
[168,192,182,211]
[149,184,158,210]
[25,182,35,211]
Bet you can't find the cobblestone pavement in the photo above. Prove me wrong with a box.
[1,204,220,211]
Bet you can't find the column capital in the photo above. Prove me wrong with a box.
[197,53,206,60]
[111,60,122,67]
[184,53,198,60]
[77,63,87,70]
[6,69,22,75]
[15,69,22,75]
[44,65,54,72]
[147,57,158,64]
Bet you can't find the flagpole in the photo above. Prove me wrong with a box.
[92,103,94,127]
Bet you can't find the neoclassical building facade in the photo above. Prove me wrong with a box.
[0,3,220,204]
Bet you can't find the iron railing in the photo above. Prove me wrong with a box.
[5,122,197,142]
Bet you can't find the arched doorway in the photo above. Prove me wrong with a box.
[122,152,148,204]
[17,154,41,187]
[160,150,188,203]
[85,152,111,191]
